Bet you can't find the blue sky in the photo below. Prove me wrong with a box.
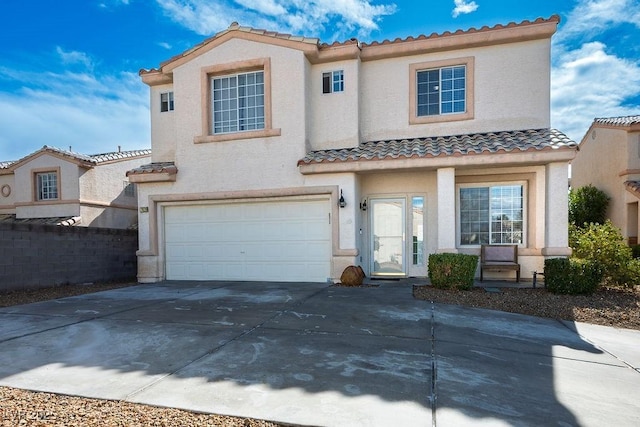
[1,0,639,160]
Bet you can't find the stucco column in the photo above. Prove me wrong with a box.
[437,167,458,253]
[543,162,571,256]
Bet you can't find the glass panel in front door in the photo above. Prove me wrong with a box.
[371,198,406,276]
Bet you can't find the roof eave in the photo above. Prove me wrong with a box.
[298,147,576,175]
[161,30,319,74]
[140,69,173,86]
[359,16,559,62]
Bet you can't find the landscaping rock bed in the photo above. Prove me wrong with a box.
[413,285,640,330]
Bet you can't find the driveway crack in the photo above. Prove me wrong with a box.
[430,302,437,427]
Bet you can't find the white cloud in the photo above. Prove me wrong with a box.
[452,0,478,18]
[551,0,640,142]
[0,65,150,160]
[556,0,640,42]
[55,47,95,71]
[155,0,397,39]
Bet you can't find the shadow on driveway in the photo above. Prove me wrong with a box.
[0,281,638,426]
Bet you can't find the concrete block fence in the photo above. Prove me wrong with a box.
[0,223,137,292]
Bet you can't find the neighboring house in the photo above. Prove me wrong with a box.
[0,146,151,229]
[571,115,640,244]
[128,16,577,284]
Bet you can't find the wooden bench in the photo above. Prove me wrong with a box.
[480,245,520,282]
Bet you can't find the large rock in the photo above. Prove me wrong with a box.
[340,265,366,287]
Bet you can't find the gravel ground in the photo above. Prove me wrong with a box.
[413,285,640,330]
[1,281,638,425]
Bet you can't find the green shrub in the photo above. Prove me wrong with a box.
[428,253,478,290]
[569,220,632,284]
[630,244,640,259]
[569,184,610,227]
[544,258,602,295]
[612,258,640,288]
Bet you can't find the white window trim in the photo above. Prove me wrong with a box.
[33,168,60,202]
[409,194,426,267]
[160,91,174,112]
[322,70,344,94]
[456,181,527,248]
[211,70,265,135]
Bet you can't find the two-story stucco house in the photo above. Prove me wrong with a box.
[0,146,151,229]
[129,16,577,284]
[571,115,640,244]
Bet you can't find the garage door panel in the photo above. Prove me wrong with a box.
[164,200,331,282]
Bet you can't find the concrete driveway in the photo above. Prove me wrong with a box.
[0,281,639,426]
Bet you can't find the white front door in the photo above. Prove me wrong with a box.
[370,198,406,276]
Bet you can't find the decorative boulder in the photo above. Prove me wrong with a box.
[340,265,366,286]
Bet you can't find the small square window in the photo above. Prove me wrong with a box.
[323,70,344,94]
[160,91,174,112]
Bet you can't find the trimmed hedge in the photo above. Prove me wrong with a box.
[544,258,602,295]
[428,253,479,290]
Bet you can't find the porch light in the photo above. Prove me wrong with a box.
[339,190,346,208]
[360,198,367,211]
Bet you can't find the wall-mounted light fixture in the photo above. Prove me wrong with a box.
[338,190,346,208]
[360,198,367,211]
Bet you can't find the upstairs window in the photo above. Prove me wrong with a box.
[212,71,264,134]
[196,58,280,144]
[323,70,344,94]
[37,172,58,201]
[417,66,466,116]
[160,91,174,112]
[409,57,474,125]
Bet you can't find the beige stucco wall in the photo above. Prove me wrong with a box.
[137,31,567,282]
[150,83,177,162]
[308,59,360,150]
[572,127,629,235]
[2,153,148,227]
[13,154,81,218]
[169,39,309,193]
[360,39,550,142]
[0,174,16,214]
[81,158,145,206]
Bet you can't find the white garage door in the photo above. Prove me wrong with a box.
[164,199,331,282]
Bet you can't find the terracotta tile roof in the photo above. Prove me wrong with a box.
[2,146,151,170]
[298,128,576,165]
[90,149,152,163]
[154,22,319,71]
[625,181,640,198]
[355,15,559,48]
[0,214,81,226]
[594,115,640,127]
[126,162,178,176]
[141,15,559,75]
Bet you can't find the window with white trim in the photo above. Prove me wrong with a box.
[37,172,58,201]
[160,91,174,112]
[323,70,344,94]
[211,71,264,134]
[459,184,524,245]
[417,65,466,116]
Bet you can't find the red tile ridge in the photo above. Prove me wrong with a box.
[360,15,559,48]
